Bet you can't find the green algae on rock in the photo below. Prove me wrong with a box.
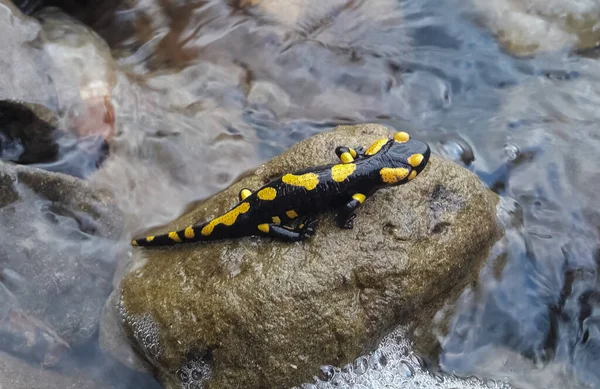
[115,123,501,389]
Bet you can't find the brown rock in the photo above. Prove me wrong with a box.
[116,123,500,389]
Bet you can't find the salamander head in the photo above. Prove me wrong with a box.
[378,131,431,186]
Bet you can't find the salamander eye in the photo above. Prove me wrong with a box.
[394,132,410,143]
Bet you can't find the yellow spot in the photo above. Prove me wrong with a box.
[168,232,182,243]
[408,170,418,180]
[201,202,251,236]
[184,227,195,239]
[298,223,305,229]
[407,153,424,167]
[282,173,319,190]
[394,131,410,143]
[331,163,356,182]
[365,138,388,155]
[340,152,354,163]
[349,148,357,158]
[240,189,252,200]
[258,223,270,233]
[380,167,409,184]
[272,216,281,224]
[131,240,138,246]
[286,210,298,219]
[257,187,277,201]
[146,236,155,242]
[352,193,366,203]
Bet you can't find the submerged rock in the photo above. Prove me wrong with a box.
[0,160,123,352]
[0,3,115,176]
[35,6,118,142]
[471,0,600,56]
[0,350,111,389]
[0,0,59,108]
[0,308,70,367]
[110,123,500,389]
[0,101,60,164]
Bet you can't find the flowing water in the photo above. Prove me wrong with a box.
[4,0,600,388]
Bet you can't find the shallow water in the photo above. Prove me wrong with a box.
[5,0,600,388]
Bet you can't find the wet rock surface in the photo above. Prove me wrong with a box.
[112,123,500,389]
[99,291,152,373]
[0,159,123,350]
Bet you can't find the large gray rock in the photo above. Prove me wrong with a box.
[111,123,500,389]
[0,160,122,350]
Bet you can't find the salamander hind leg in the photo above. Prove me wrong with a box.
[336,193,368,229]
[257,217,319,242]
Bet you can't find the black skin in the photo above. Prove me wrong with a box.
[132,132,431,247]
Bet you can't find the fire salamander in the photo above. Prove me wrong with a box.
[132,131,430,247]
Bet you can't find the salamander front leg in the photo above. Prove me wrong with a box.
[336,193,368,229]
[257,217,319,242]
[335,146,366,163]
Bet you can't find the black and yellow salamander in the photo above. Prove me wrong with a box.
[132,131,430,247]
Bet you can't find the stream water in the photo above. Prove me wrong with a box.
[5,0,600,388]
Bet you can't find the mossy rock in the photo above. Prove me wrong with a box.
[116,123,501,389]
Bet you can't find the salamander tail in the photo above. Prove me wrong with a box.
[131,224,207,247]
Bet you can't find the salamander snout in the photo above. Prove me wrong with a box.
[391,131,431,174]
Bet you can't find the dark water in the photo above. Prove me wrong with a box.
[6,0,600,387]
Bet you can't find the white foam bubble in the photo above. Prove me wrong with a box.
[294,326,509,389]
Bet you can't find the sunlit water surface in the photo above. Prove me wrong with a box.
[6,0,600,388]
